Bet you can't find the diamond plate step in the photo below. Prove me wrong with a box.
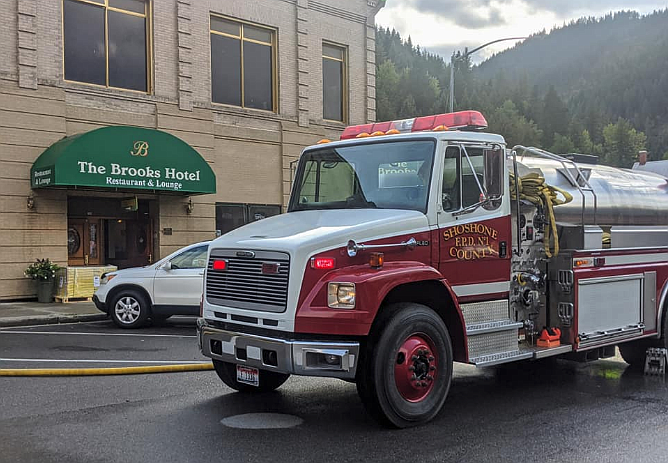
[470,350,533,367]
[467,328,520,359]
[466,320,523,336]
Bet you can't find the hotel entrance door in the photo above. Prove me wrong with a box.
[67,197,156,269]
[68,218,103,266]
[105,219,153,268]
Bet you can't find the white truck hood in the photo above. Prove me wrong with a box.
[211,209,430,257]
[204,209,431,331]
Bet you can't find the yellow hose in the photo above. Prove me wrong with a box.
[510,172,573,258]
[0,363,213,377]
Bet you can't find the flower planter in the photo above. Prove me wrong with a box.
[37,279,54,303]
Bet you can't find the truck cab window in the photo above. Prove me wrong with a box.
[461,147,485,208]
[299,160,356,204]
[442,146,460,211]
[289,140,435,213]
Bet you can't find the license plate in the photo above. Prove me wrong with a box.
[236,365,259,387]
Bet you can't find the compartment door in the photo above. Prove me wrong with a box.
[577,274,645,346]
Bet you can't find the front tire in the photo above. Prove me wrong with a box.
[109,290,150,329]
[357,303,453,428]
[212,360,290,392]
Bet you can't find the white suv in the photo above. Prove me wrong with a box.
[93,241,210,328]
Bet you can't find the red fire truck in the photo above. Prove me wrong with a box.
[198,110,668,427]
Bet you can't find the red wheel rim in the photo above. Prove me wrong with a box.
[394,333,438,402]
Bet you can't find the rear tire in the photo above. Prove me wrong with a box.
[212,360,290,392]
[357,303,453,428]
[619,309,668,368]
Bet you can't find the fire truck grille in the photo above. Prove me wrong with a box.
[206,250,290,313]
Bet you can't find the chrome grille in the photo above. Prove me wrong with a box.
[206,249,290,313]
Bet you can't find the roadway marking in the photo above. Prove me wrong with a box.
[0,330,196,338]
[0,358,209,364]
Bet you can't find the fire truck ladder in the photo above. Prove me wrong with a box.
[511,145,598,255]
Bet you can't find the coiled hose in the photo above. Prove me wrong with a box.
[509,172,573,257]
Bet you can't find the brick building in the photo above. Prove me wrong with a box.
[0,0,385,301]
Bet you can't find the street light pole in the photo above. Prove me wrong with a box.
[449,37,526,113]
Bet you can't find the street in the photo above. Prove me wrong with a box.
[1,319,667,463]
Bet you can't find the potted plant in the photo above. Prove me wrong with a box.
[25,259,61,303]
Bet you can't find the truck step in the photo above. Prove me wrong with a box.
[466,320,523,336]
[467,328,520,360]
[470,350,533,367]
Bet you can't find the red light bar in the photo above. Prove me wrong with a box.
[412,111,487,132]
[311,257,336,269]
[212,260,227,270]
[340,110,487,140]
[340,123,374,140]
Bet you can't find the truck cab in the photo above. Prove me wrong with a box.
[198,110,668,428]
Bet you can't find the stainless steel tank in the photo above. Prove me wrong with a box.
[515,156,668,226]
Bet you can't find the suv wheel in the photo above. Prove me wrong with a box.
[110,290,150,329]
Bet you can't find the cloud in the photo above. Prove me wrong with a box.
[409,0,511,28]
[520,0,659,16]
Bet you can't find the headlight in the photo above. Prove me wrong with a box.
[327,283,355,309]
[100,274,117,285]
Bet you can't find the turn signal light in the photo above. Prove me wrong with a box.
[573,258,593,268]
[311,257,336,269]
[369,252,384,268]
[212,260,227,270]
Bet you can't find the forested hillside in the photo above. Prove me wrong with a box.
[375,10,668,167]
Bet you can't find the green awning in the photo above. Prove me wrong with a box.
[31,126,216,194]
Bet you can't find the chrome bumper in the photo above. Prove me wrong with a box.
[197,318,360,379]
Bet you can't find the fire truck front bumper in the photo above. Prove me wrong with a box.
[197,318,360,380]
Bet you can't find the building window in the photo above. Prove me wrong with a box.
[210,15,276,112]
[63,0,150,92]
[322,43,347,122]
[216,203,281,236]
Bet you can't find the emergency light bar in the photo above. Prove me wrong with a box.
[340,110,488,140]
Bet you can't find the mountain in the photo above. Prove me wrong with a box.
[375,9,668,166]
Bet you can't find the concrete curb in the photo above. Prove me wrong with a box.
[0,313,107,328]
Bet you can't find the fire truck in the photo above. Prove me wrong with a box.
[197,110,668,427]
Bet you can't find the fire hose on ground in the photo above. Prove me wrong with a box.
[0,363,214,377]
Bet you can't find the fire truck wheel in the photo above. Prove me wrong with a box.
[357,303,453,428]
[212,360,290,392]
[619,312,668,368]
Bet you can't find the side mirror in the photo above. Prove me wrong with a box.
[484,148,504,197]
[162,261,172,271]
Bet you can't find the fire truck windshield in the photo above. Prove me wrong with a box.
[288,139,436,213]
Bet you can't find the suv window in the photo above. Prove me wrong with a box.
[170,245,208,269]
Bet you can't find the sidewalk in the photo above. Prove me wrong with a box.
[0,300,106,327]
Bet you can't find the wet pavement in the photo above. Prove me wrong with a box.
[1,319,667,463]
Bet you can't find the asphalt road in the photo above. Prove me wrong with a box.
[1,319,668,463]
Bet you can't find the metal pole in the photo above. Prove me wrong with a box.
[448,37,526,113]
[449,54,455,113]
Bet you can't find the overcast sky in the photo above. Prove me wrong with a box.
[375,1,668,62]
